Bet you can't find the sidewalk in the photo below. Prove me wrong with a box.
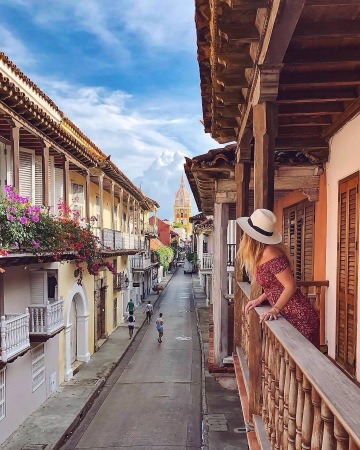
[192,274,248,450]
[2,270,175,450]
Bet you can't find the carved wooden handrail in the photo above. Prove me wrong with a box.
[258,307,360,449]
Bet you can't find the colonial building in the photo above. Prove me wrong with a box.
[191,0,360,448]
[173,174,192,237]
[0,52,158,444]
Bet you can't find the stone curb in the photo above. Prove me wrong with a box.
[192,274,209,450]
[55,270,176,449]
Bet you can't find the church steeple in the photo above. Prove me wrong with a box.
[174,173,192,237]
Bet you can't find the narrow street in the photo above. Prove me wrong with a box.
[63,268,202,450]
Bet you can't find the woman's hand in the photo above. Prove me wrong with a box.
[245,297,263,314]
[259,307,280,323]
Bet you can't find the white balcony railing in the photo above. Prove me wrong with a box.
[201,253,213,270]
[29,298,65,335]
[131,256,151,270]
[0,310,30,363]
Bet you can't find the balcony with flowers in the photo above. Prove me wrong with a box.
[0,186,116,358]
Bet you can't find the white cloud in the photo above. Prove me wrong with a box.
[0,25,36,69]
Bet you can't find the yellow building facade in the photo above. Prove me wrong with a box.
[173,174,192,237]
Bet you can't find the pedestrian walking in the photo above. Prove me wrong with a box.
[126,298,135,315]
[127,312,135,339]
[144,301,154,324]
[155,313,164,343]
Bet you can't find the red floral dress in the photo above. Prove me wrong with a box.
[256,255,320,348]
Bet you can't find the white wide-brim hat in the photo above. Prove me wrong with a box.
[236,209,282,244]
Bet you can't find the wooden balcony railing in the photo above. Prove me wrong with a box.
[201,253,213,270]
[0,310,30,363]
[29,298,64,336]
[92,228,143,251]
[236,282,360,450]
[114,273,128,290]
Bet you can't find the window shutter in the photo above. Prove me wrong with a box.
[54,167,64,214]
[34,155,43,206]
[6,145,13,187]
[30,271,47,304]
[336,173,358,375]
[303,204,315,281]
[19,150,34,202]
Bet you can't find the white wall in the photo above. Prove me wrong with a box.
[0,336,59,444]
[326,113,360,381]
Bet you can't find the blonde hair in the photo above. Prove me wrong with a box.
[236,233,291,281]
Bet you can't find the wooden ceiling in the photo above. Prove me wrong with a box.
[196,0,360,163]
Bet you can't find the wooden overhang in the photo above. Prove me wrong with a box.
[185,144,324,216]
[196,0,360,164]
[0,53,158,210]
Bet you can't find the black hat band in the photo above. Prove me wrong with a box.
[248,218,273,237]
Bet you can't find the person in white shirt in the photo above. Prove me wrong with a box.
[145,301,154,324]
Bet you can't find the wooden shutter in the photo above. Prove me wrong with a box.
[19,150,34,202]
[283,200,315,281]
[54,167,64,214]
[34,155,43,206]
[30,271,47,304]
[336,173,358,375]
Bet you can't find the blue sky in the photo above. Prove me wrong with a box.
[0,0,219,219]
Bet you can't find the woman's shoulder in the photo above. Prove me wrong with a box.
[259,245,283,265]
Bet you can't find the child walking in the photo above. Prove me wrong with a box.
[155,313,164,343]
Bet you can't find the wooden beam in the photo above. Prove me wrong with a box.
[215,92,245,105]
[280,71,360,89]
[284,48,360,65]
[217,53,253,70]
[294,20,360,40]
[63,157,70,206]
[277,126,325,136]
[278,116,333,127]
[306,0,360,5]
[275,136,328,150]
[278,103,344,116]
[215,117,238,128]
[218,23,259,42]
[216,106,242,118]
[264,0,306,65]
[253,102,277,211]
[277,88,358,103]
[221,0,268,9]
[85,171,91,223]
[216,74,248,89]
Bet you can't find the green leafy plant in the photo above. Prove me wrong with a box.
[186,251,198,263]
[155,246,174,271]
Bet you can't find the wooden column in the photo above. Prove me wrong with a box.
[41,143,50,207]
[110,181,115,230]
[99,175,104,229]
[63,157,70,206]
[119,189,124,232]
[253,102,277,211]
[212,202,230,366]
[247,102,278,419]
[85,171,91,223]
[11,124,21,191]
[234,161,251,349]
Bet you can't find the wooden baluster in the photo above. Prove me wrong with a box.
[311,388,323,450]
[283,351,290,450]
[349,437,360,450]
[46,301,51,333]
[1,316,7,362]
[261,322,267,424]
[321,401,335,450]
[334,417,349,450]
[273,339,281,449]
[301,374,313,450]
[262,324,270,433]
[278,344,285,450]
[269,333,276,446]
[25,309,29,346]
[288,357,297,450]
[315,286,321,312]
[295,366,304,449]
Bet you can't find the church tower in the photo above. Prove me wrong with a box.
[174,174,192,237]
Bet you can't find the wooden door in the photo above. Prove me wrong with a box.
[94,277,101,343]
[336,173,359,375]
[70,301,77,364]
[100,286,106,337]
[113,298,117,329]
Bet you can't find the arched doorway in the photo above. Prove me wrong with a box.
[65,284,90,381]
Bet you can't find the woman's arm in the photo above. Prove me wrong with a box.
[245,292,267,314]
[260,267,296,322]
